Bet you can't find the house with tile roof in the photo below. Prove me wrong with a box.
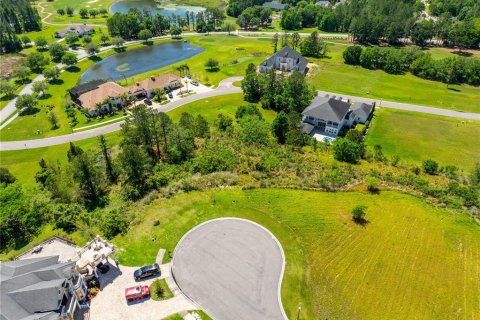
[76,82,129,115]
[301,95,374,137]
[0,255,88,320]
[259,46,309,74]
[127,74,181,99]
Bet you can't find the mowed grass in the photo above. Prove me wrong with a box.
[123,35,270,87]
[113,188,480,319]
[168,93,277,123]
[308,43,480,113]
[366,108,480,170]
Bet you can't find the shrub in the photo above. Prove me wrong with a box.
[343,45,363,65]
[423,159,439,175]
[332,138,363,164]
[351,204,368,222]
[366,176,379,192]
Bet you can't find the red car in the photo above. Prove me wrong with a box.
[125,285,150,302]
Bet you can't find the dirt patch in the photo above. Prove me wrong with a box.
[0,55,25,80]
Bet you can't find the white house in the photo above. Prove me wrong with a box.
[301,95,374,137]
[259,46,309,74]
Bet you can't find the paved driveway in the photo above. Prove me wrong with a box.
[171,218,287,320]
[89,262,195,320]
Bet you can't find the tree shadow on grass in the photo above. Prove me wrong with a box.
[66,66,81,73]
[88,55,102,62]
[49,78,64,85]
[205,67,220,73]
[19,107,40,116]
[39,93,52,100]
[353,218,370,227]
[448,87,461,92]
[452,51,473,57]
[114,47,126,53]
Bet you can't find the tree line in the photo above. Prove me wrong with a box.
[0,0,41,53]
[107,7,225,40]
[343,45,480,86]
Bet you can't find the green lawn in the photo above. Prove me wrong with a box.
[123,35,270,87]
[366,108,480,170]
[112,188,480,319]
[308,43,480,113]
[168,93,277,123]
[149,279,174,301]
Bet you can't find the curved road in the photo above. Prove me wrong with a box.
[0,77,242,151]
[171,218,287,320]
[2,76,480,150]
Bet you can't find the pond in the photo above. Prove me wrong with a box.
[79,41,204,84]
[110,0,205,19]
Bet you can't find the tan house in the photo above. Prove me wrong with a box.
[77,82,129,115]
[128,74,181,99]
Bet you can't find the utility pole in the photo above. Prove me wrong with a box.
[296,302,302,320]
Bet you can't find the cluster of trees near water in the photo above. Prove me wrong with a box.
[0,0,41,53]
[107,8,225,40]
[343,45,480,85]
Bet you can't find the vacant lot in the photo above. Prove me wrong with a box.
[308,43,480,113]
[169,93,277,123]
[113,189,480,320]
[366,108,480,170]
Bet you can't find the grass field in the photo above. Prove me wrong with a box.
[112,188,480,319]
[308,42,480,113]
[366,108,480,170]
[123,35,270,88]
[168,93,277,123]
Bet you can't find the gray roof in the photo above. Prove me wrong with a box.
[301,122,315,134]
[1,256,76,320]
[302,95,351,123]
[55,24,93,37]
[315,1,331,7]
[261,46,309,74]
[352,102,373,119]
[262,1,286,10]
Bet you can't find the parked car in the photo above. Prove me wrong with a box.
[186,74,192,79]
[190,80,199,86]
[168,92,173,99]
[125,285,150,302]
[144,99,152,106]
[133,263,160,281]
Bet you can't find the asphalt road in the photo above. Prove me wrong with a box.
[171,218,287,320]
[317,91,480,121]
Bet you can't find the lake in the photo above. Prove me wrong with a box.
[110,0,205,18]
[79,41,204,84]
